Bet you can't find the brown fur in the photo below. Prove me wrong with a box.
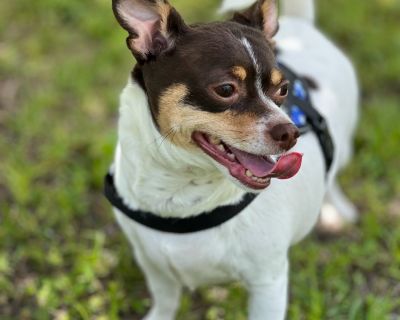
[261,0,279,44]
[158,84,261,149]
[261,1,274,21]
[114,0,288,154]
[157,1,171,36]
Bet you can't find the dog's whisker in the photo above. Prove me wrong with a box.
[158,129,176,148]
[149,127,176,148]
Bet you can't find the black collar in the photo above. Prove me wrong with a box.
[104,173,257,234]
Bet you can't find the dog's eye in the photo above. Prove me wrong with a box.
[277,83,289,97]
[271,81,289,105]
[214,84,235,98]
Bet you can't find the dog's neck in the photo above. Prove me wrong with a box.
[114,79,245,218]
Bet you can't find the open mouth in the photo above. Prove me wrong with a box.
[192,132,303,190]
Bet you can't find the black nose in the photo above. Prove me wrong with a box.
[269,123,300,150]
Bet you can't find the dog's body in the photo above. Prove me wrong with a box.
[110,0,358,318]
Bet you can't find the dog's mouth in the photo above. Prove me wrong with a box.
[192,132,303,190]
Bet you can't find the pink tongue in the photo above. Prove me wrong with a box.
[230,147,303,179]
[270,152,303,179]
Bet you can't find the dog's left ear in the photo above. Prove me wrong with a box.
[231,0,278,38]
[112,0,188,62]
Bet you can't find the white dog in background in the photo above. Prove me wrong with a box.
[108,0,359,318]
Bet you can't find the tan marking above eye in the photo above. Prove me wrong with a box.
[271,68,283,86]
[232,66,247,81]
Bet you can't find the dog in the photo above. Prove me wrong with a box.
[108,0,359,318]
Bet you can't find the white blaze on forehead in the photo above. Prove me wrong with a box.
[240,37,291,123]
[241,38,260,74]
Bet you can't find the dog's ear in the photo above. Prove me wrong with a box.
[231,0,278,38]
[112,0,187,62]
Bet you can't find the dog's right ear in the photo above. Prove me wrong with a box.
[231,0,279,39]
[112,0,188,62]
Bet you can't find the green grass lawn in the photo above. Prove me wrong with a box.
[1,0,399,319]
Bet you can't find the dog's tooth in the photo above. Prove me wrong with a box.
[210,136,222,145]
[227,153,236,160]
[217,144,225,152]
[246,170,253,177]
[252,176,258,181]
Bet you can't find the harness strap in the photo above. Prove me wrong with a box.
[279,63,335,172]
[104,173,257,233]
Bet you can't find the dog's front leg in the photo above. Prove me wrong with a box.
[140,260,182,320]
[247,260,289,320]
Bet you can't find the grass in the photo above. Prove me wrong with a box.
[0,0,399,319]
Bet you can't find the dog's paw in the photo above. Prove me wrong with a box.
[318,203,346,234]
[317,201,358,235]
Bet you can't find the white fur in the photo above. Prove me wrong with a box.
[111,1,359,318]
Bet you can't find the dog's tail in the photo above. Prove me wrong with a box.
[219,0,315,24]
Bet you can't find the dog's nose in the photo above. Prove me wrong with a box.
[269,123,300,150]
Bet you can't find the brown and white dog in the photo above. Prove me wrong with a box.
[109,0,359,318]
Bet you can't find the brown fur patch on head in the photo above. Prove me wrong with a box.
[232,66,247,81]
[271,68,283,86]
[158,84,261,150]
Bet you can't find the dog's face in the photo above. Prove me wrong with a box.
[113,0,302,190]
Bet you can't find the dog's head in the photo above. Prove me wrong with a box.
[113,0,302,190]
